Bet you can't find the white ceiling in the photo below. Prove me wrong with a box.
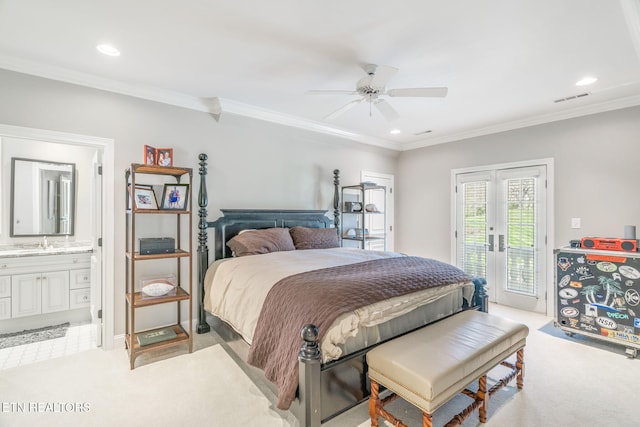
[1,0,640,151]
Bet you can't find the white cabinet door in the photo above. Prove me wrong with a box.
[0,276,10,318]
[11,273,42,318]
[0,298,10,319]
[0,275,10,297]
[41,271,70,313]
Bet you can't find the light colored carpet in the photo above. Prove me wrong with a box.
[2,304,638,427]
[1,344,290,427]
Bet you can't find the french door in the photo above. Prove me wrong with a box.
[455,165,547,313]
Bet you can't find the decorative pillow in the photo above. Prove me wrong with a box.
[289,226,339,250]
[227,227,295,257]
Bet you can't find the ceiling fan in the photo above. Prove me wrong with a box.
[308,64,448,121]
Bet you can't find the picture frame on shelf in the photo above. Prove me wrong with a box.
[160,184,189,210]
[133,186,158,210]
[128,184,153,210]
[156,148,173,167]
[144,145,156,165]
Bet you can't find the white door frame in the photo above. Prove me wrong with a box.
[0,124,115,349]
[451,158,555,315]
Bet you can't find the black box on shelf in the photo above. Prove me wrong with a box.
[139,237,175,255]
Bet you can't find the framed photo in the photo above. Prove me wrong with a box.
[128,183,153,210]
[156,148,173,167]
[161,184,189,210]
[144,145,156,165]
[133,186,158,210]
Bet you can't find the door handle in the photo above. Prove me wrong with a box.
[487,234,494,252]
[498,234,505,252]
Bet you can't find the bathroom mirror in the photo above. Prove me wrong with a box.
[10,157,76,236]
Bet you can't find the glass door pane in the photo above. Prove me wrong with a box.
[505,177,536,295]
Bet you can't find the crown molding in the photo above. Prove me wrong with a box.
[2,53,639,153]
[0,53,211,112]
[399,93,640,151]
[0,54,400,151]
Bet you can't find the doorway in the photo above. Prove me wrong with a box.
[453,160,553,314]
[0,124,115,354]
[361,171,395,252]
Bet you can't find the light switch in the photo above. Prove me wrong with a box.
[571,218,581,229]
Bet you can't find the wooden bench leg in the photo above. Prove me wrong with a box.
[516,348,525,389]
[422,411,433,427]
[478,374,488,423]
[369,379,379,427]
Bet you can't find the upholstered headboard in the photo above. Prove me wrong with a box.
[207,209,333,260]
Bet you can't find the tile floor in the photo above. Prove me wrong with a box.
[0,321,97,370]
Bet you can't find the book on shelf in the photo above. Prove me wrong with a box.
[137,327,177,346]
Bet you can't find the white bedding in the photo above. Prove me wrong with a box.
[204,247,473,362]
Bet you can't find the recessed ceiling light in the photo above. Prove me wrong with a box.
[96,44,120,57]
[575,76,597,86]
[390,129,401,134]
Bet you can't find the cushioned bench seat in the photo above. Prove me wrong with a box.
[367,310,529,427]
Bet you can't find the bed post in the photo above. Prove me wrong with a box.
[298,324,322,427]
[196,153,211,334]
[333,169,340,238]
[473,277,489,313]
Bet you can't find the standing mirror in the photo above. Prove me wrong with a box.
[10,157,76,236]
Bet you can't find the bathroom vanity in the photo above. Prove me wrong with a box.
[0,244,93,326]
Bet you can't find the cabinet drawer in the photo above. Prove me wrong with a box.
[70,288,91,309]
[70,269,91,290]
[0,276,10,298]
[0,297,10,320]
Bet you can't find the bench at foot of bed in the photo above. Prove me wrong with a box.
[367,310,528,427]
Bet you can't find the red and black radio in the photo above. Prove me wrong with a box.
[580,237,638,252]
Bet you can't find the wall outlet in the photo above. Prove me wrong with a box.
[571,218,581,229]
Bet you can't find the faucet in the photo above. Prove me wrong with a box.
[43,236,48,249]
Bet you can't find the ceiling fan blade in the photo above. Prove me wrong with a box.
[324,98,364,120]
[369,65,398,88]
[307,90,359,95]
[374,99,399,121]
[387,87,448,97]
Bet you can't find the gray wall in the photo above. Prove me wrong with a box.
[396,106,640,260]
[0,69,398,336]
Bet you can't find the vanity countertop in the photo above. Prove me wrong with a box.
[0,242,94,258]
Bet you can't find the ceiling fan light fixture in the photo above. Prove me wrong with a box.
[575,76,597,86]
[310,63,448,121]
[96,44,120,57]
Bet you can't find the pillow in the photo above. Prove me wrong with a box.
[289,226,339,250]
[227,227,295,257]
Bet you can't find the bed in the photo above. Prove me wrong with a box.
[194,154,488,426]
